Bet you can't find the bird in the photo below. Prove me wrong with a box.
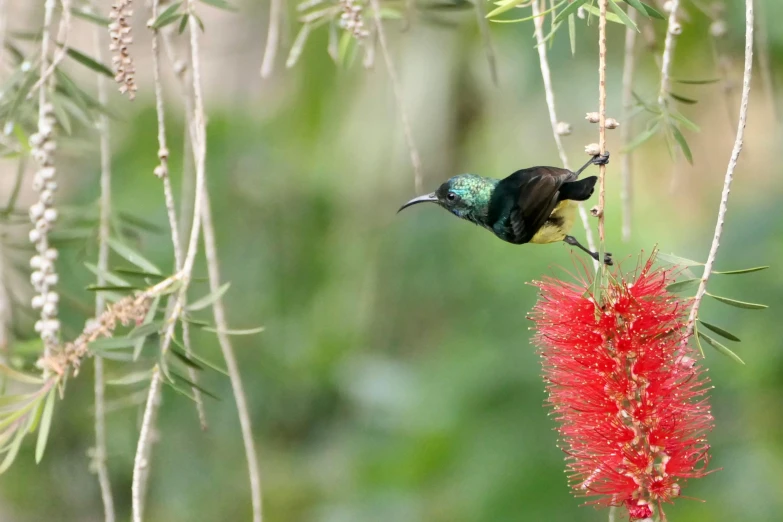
[398,152,613,265]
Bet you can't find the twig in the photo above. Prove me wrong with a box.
[132,4,210,519]
[473,0,498,86]
[30,0,72,95]
[658,0,681,106]
[200,190,263,522]
[260,0,282,78]
[92,15,116,522]
[158,14,263,520]
[596,0,608,246]
[683,0,754,346]
[150,0,207,430]
[531,0,597,262]
[620,8,637,243]
[369,0,423,193]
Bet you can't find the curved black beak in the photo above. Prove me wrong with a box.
[397,193,438,213]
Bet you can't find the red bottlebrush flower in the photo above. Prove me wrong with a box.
[530,255,713,521]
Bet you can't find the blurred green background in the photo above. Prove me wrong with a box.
[1,1,782,521]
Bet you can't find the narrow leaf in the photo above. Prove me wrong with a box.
[707,293,768,310]
[150,2,183,29]
[621,0,647,16]
[114,267,166,280]
[621,123,659,153]
[70,7,112,25]
[35,388,56,463]
[554,0,587,25]
[168,370,221,400]
[698,332,745,365]
[581,4,624,23]
[666,278,700,293]
[200,0,238,11]
[487,0,536,19]
[62,46,114,77]
[656,252,703,267]
[638,1,664,19]
[713,266,769,275]
[568,14,576,55]
[170,346,204,371]
[699,320,741,342]
[86,284,139,292]
[668,110,700,132]
[672,77,721,85]
[670,92,698,105]
[286,23,311,68]
[106,371,152,386]
[134,295,160,360]
[608,0,639,31]
[178,12,189,33]
[128,321,162,339]
[89,337,138,351]
[187,282,230,311]
[0,420,27,473]
[202,326,265,336]
[0,364,43,385]
[171,338,229,376]
[107,237,162,275]
[670,125,693,164]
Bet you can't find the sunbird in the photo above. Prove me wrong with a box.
[398,152,612,265]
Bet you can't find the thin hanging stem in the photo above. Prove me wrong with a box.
[260,0,282,78]
[683,0,754,346]
[658,0,681,106]
[596,0,608,247]
[531,0,597,265]
[369,0,423,193]
[91,13,116,522]
[620,8,637,243]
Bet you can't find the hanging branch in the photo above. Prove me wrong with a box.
[91,12,116,522]
[658,0,681,107]
[530,0,597,264]
[150,0,207,430]
[620,8,637,243]
[260,0,283,78]
[683,0,754,346]
[596,0,608,247]
[369,0,424,193]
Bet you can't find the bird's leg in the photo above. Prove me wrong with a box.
[563,235,613,265]
[573,151,611,177]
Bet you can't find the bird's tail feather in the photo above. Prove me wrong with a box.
[558,176,597,202]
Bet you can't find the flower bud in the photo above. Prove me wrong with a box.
[605,118,620,129]
[710,20,727,38]
[555,122,572,136]
[585,112,600,123]
[585,143,601,156]
[669,22,682,35]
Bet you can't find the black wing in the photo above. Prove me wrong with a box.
[496,166,576,244]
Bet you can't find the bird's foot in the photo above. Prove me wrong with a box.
[591,151,610,167]
[591,251,614,266]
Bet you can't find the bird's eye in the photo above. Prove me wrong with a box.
[447,192,457,201]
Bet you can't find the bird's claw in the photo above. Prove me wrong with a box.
[592,251,614,266]
[591,151,610,166]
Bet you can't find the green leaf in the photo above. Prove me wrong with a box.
[713,266,769,275]
[699,320,741,342]
[86,284,139,292]
[171,338,228,376]
[135,295,160,360]
[666,278,700,293]
[61,46,113,77]
[490,0,565,22]
[150,2,183,29]
[608,0,639,31]
[581,4,624,24]
[50,94,72,135]
[670,92,698,105]
[70,7,112,25]
[89,337,138,351]
[200,0,238,11]
[187,283,230,311]
[692,323,705,356]
[0,364,43,385]
[672,77,721,85]
[698,332,745,365]
[638,1,664,19]
[707,293,768,310]
[35,388,56,463]
[0,418,27,473]
[621,122,659,153]
[202,326,265,336]
[286,23,311,68]
[170,345,204,371]
[337,30,353,66]
[656,252,703,267]
[168,370,221,400]
[107,237,162,275]
[487,0,536,19]
[621,0,646,15]
[114,267,166,280]
[178,12,189,33]
[106,371,152,386]
[668,110,700,132]
[193,12,206,32]
[553,0,587,25]
[568,13,576,55]
[670,125,693,164]
[129,321,162,339]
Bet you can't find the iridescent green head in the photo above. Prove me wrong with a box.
[398,174,498,226]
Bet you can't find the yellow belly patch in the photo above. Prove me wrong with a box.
[530,200,577,244]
